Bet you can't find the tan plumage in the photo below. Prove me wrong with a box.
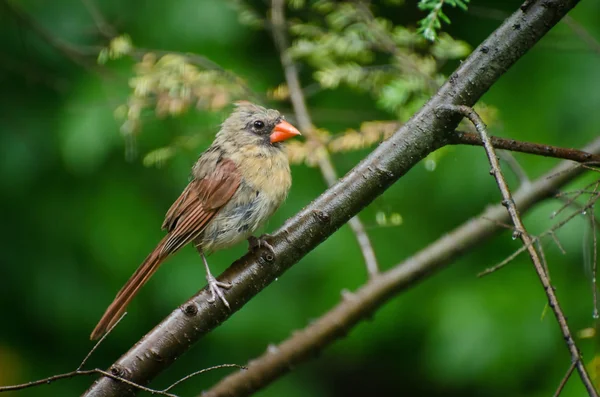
[90,102,300,340]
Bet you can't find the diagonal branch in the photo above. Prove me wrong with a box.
[440,104,597,396]
[83,1,584,395]
[202,137,600,397]
[270,0,380,276]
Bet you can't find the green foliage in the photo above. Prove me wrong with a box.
[97,35,133,64]
[418,0,470,41]
[288,1,471,122]
[227,0,265,29]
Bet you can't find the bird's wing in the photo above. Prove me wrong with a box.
[90,158,241,340]
[161,158,241,253]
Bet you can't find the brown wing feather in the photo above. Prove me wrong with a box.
[90,158,242,340]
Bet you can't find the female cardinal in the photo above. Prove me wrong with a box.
[90,102,301,340]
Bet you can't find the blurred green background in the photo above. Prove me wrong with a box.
[1,0,600,396]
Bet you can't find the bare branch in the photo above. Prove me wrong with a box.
[81,0,118,39]
[498,150,531,187]
[270,0,380,276]
[163,364,245,393]
[441,104,597,396]
[2,0,103,71]
[78,313,127,371]
[0,369,177,396]
[563,15,600,56]
[553,361,577,397]
[451,131,600,165]
[478,193,600,276]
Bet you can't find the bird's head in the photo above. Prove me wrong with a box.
[218,101,301,149]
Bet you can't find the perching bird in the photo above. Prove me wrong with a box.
[90,101,301,340]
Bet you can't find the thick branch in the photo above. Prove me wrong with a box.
[202,137,600,397]
[270,0,380,276]
[84,1,582,395]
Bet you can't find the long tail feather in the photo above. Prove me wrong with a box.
[90,236,169,340]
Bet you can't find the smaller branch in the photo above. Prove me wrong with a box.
[451,131,600,165]
[591,204,598,318]
[552,180,600,219]
[478,193,600,277]
[498,150,531,187]
[3,0,103,71]
[583,164,600,174]
[0,369,176,396]
[478,239,531,277]
[81,0,118,39]
[556,195,600,230]
[563,15,600,56]
[441,104,598,397]
[79,313,126,371]
[163,364,245,393]
[536,239,551,279]
[553,361,577,397]
[271,0,379,276]
[550,231,567,254]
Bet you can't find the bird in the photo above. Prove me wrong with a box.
[90,101,301,340]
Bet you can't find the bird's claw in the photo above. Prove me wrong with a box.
[206,274,232,310]
[247,234,275,256]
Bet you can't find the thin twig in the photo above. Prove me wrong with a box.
[81,0,118,38]
[441,104,598,397]
[203,138,600,397]
[498,150,531,187]
[451,131,600,165]
[553,360,577,397]
[584,183,600,319]
[163,364,246,392]
[552,180,600,219]
[271,0,379,276]
[536,239,551,279]
[478,194,600,277]
[78,313,126,371]
[0,369,176,396]
[563,15,600,56]
[3,0,103,72]
[591,204,598,319]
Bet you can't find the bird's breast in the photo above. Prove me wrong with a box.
[199,148,291,253]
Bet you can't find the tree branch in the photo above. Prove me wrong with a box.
[270,0,380,276]
[451,131,600,165]
[83,1,584,395]
[202,137,600,397]
[440,104,597,396]
[2,0,103,72]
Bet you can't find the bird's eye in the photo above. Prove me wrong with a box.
[253,120,265,130]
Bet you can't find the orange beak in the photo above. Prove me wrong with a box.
[270,120,301,143]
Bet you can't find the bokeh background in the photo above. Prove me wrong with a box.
[1,0,600,396]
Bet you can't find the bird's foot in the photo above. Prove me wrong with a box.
[247,234,275,256]
[206,274,232,310]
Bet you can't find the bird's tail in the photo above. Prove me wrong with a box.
[90,236,170,340]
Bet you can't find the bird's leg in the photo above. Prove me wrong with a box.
[247,234,275,255]
[200,252,232,310]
